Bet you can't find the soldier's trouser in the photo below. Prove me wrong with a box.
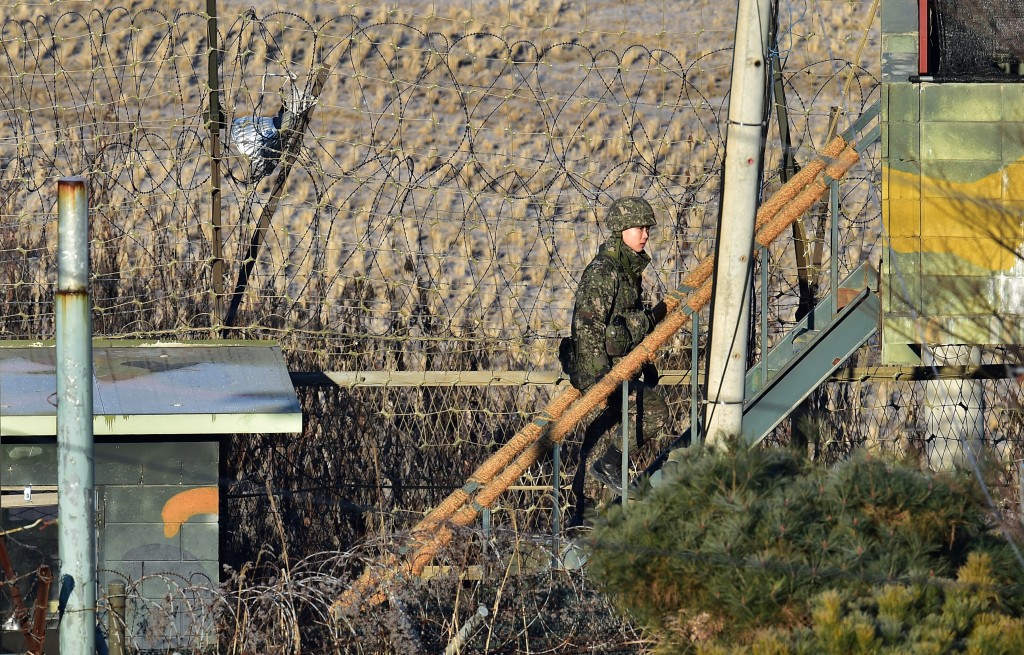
[568,380,670,526]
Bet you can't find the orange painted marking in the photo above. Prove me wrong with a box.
[162,487,219,538]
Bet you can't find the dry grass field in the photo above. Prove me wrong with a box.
[0,0,883,571]
[0,0,881,369]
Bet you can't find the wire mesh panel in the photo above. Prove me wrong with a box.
[776,347,1024,507]
[20,2,1024,653]
[932,0,1024,77]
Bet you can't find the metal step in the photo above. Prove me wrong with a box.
[740,281,879,447]
[747,262,878,395]
[631,264,880,493]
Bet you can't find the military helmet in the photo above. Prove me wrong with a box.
[606,196,656,232]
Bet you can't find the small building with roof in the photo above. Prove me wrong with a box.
[0,339,301,652]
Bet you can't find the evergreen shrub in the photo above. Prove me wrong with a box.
[585,445,1024,652]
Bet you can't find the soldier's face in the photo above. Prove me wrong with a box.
[621,226,649,253]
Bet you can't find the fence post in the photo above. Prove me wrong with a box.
[691,314,701,446]
[207,0,225,320]
[108,582,126,655]
[830,179,839,314]
[551,442,560,569]
[56,176,96,655]
[760,245,769,384]
[1019,460,1024,528]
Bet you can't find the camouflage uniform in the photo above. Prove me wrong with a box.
[567,197,671,526]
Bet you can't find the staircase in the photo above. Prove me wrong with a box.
[642,262,880,492]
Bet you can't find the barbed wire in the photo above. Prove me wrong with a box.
[11,2,1024,645]
[6,515,1023,654]
[2,0,1018,548]
[0,3,876,367]
[4,3,1024,652]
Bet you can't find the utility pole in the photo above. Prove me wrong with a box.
[704,0,771,448]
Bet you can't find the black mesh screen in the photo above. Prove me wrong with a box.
[933,0,1024,77]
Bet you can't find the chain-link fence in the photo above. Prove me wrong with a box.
[0,0,884,536]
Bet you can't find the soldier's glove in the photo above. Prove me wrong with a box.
[642,362,659,387]
[649,301,668,325]
[605,315,630,357]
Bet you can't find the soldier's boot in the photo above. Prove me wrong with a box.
[590,448,624,494]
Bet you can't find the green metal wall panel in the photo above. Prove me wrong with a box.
[922,84,1002,122]
[886,82,920,123]
[886,121,920,165]
[181,523,220,562]
[1004,85,1024,121]
[1,439,220,609]
[882,78,1024,362]
[880,0,917,82]
[920,122,1002,161]
[882,250,920,314]
[881,0,918,34]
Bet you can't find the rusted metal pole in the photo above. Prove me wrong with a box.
[108,582,126,655]
[207,0,225,321]
[28,565,52,655]
[56,176,96,654]
[0,535,31,642]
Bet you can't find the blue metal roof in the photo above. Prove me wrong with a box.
[0,340,302,436]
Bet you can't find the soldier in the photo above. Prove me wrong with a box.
[566,196,671,527]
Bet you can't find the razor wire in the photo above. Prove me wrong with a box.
[7,2,1024,652]
[0,2,877,369]
[0,2,884,494]
[14,0,1017,572]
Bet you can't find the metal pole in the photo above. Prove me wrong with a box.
[830,180,839,315]
[551,442,560,569]
[108,582,126,655]
[1019,460,1024,528]
[207,0,224,322]
[760,245,769,383]
[443,605,488,655]
[704,0,772,448]
[691,314,701,446]
[29,565,52,655]
[56,176,96,654]
[621,380,629,508]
